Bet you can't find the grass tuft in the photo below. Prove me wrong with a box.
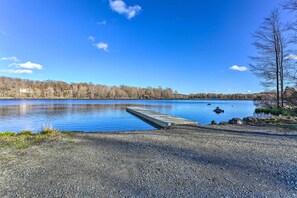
[0,132,16,137]
[0,129,61,149]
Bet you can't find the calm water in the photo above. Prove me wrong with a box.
[0,100,257,132]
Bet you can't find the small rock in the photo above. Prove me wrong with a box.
[214,107,224,114]
[243,116,258,124]
[229,118,243,125]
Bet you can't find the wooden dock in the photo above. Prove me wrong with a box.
[126,107,198,129]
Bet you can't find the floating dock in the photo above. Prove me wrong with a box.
[126,107,198,129]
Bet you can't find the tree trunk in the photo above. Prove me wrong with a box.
[274,26,280,109]
[276,67,280,108]
[280,63,284,107]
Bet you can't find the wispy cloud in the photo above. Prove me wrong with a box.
[97,20,107,25]
[17,61,43,70]
[0,30,7,36]
[230,65,248,72]
[95,42,109,52]
[88,36,95,42]
[109,0,141,19]
[0,69,33,74]
[0,57,42,75]
[0,56,19,62]
[11,69,33,74]
[285,55,297,60]
[88,36,109,52]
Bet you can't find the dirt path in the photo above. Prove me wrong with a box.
[1,125,297,197]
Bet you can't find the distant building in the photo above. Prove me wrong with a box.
[20,88,33,94]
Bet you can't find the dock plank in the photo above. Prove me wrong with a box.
[126,107,198,128]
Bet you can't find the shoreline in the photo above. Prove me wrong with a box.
[0,98,256,101]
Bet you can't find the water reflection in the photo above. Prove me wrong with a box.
[0,103,173,132]
[0,104,172,118]
[0,100,256,132]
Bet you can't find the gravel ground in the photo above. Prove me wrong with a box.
[0,124,297,197]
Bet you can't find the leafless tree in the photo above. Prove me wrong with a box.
[249,9,289,108]
[283,0,297,81]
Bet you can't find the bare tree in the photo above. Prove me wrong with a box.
[283,0,297,13]
[283,0,297,81]
[250,9,289,108]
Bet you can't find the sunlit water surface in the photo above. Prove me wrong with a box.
[0,100,258,132]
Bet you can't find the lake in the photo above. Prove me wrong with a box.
[0,100,257,132]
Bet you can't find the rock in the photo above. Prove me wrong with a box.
[214,107,224,114]
[243,117,258,124]
[229,118,244,125]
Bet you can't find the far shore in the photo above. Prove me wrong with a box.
[0,97,257,101]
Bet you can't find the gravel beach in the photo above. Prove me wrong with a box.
[0,124,297,197]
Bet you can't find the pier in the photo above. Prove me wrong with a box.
[126,107,198,129]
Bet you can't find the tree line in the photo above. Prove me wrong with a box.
[0,77,181,99]
[189,92,276,100]
[0,76,277,100]
[250,0,297,108]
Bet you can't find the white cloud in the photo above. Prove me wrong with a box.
[11,69,33,74]
[285,55,297,60]
[109,0,141,19]
[230,65,248,72]
[0,58,42,74]
[88,36,109,52]
[17,61,43,70]
[88,36,95,42]
[95,42,109,52]
[97,20,107,25]
[0,69,33,74]
[1,57,19,62]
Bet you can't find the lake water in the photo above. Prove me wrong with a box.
[0,100,258,132]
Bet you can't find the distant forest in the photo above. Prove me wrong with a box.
[0,77,276,100]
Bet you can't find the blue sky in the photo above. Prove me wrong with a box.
[0,0,285,94]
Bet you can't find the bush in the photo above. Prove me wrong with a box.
[255,107,297,117]
[211,120,217,125]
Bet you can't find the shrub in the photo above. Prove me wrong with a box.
[19,130,32,136]
[255,107,297,117]
[211,120,217,125]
